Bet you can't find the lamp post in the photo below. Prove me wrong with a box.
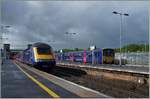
[65,32,76,50]
[113,11,129,66]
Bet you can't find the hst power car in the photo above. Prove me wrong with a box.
[15,42,56,68]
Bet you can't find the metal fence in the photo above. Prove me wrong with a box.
[115,52,149,65]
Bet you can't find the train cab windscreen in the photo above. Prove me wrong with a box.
[37,48,52,54]
[103,49,114,56]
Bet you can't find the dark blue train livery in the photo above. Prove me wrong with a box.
[15,42,56,68]
[56,48,115,64]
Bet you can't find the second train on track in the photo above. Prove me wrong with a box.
[56,48,115,64]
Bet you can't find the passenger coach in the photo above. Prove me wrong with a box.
[56,48,115,64]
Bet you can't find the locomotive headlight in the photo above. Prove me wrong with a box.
[35,58,38,62]
[36,59,42,62]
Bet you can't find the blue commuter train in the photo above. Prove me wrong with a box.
[15,42,56,68]
[56,48,115,64]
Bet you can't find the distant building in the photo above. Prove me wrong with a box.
[3,44,10,59]
[10,49,24,59]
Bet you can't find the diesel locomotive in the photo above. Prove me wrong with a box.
[15,42,56,68]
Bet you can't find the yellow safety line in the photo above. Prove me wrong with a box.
[14,62,60,98]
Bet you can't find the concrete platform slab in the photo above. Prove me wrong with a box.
[1,60,78,98]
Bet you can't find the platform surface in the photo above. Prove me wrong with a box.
[57,61,149,74]
[1,60,78,98]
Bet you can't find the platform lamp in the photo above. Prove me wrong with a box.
[112,11,129,66]
[65,32,77,50]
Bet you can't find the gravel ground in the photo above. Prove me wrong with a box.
[39,66,149,98]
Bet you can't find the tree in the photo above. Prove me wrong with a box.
[115,44,149,52]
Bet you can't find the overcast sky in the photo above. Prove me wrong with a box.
[1,0,149,50]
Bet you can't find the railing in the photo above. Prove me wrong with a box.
[115,52,149,65]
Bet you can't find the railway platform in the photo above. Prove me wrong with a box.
[1,60,78,98]
[57,61,149,75]
[1,59,108,98]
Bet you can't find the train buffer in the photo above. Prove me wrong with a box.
[1,59,109,98]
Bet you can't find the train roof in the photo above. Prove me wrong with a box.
[60,48,114,54]
[32,42,51,48]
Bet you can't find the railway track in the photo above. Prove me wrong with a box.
[57,62,149,75]
[44,65,149,98]
[15,61,149,98]
[14,61,108,98]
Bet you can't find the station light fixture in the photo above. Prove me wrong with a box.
[112,11,129,66]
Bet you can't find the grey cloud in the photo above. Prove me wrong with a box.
[1,0,149,50]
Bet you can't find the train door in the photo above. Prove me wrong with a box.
[99,49,103,64]
[70,52,74,62]
[86,51,92,63]
[102,49,114,64]
[83,49,86,64]
[94,50,99,64]
[74,52,83,62]
[61,53,64,61]
[64,53,69,61]
[30,48,35,64]
[26,50,30,63]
